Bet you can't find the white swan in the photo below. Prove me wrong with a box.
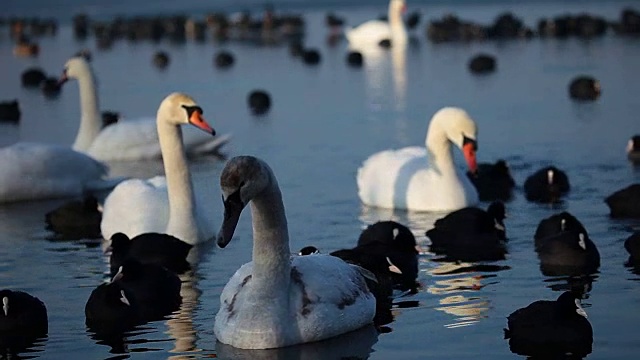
[0,142,120,203]
[100,93,218,245]
[59,57,232,161]
[357,107,480,212]
[214,156,376,349]
[345,0,408,50]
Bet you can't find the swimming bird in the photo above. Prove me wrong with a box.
[0,289,48,337]
[100,93,219,245]
[604,184,640,218]
[45,194,102,240]
[110,259,182,322]
[568,76,600,101]
[523,165,570,203]
[215,156,376,349]
[21,67,46,87]
[533,211,587,248]
[466,159,515,201]
[426,201,507,261]
[345,0,408,50]
[0,100,20,123]
[355,220,419,291]
[504,291,593,357]
[624,231,640,266]
[85,280,140,332]
[108,232,193,276]
[535,231,600,276]
[0,142,120,204]
[627,135,640,163]
[58,57,231,161]
[357,107,479,212]
[247,90,272,115]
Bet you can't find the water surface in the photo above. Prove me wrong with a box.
[1,0,640,359]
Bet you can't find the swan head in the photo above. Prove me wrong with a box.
[390,0,407,14]
[432,107,478,173]
[58,56,92,85]
[157,92,216,135]
[217,156,272,248]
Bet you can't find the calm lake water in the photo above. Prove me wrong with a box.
[1,0,640,359]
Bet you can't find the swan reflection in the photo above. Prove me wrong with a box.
[166,242,215,357]
[215,325,378,360]
[360,40,409,144]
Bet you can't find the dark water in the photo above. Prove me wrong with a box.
[1,0,640,359]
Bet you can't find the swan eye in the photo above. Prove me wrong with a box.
[463,136,477,150]
[181,105,204,117]
[224,187,244,208]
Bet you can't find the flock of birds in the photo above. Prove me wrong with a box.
[1,0,640,357]
[4,0,640,119]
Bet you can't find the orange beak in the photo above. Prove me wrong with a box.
[189,110,216,135]
[463,142,478,174]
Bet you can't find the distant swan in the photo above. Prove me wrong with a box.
[345,0,408,50]
[100,93,218,245]
[357,107,479,212]
[214,156,376,349]
[59,56,231,161]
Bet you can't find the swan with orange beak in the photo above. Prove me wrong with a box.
[357,107,480,212]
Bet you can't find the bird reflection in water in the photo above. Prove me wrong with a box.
[359,35,410,145]
[215,324,378,359]
[543,274,597,300]
[166,242,215,358]
[428,261,510,329]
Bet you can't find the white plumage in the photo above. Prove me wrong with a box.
[100,93,218,245]
[0,142,115,203]
[214,156,376,349]
[357,107,480,212]
[61,56,231,161]
[345,0,408,50]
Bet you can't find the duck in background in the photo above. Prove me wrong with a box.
[604,184,640,218]
[0,100,20,123]
[523,165,570,203]
[627,134,640,164]
[467,159,515,201]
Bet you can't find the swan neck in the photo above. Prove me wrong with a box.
[388,2,407,42]
[249,176,291,293]
[426,124,456,173]
[73,69,101,152]
[158,120,198,243]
